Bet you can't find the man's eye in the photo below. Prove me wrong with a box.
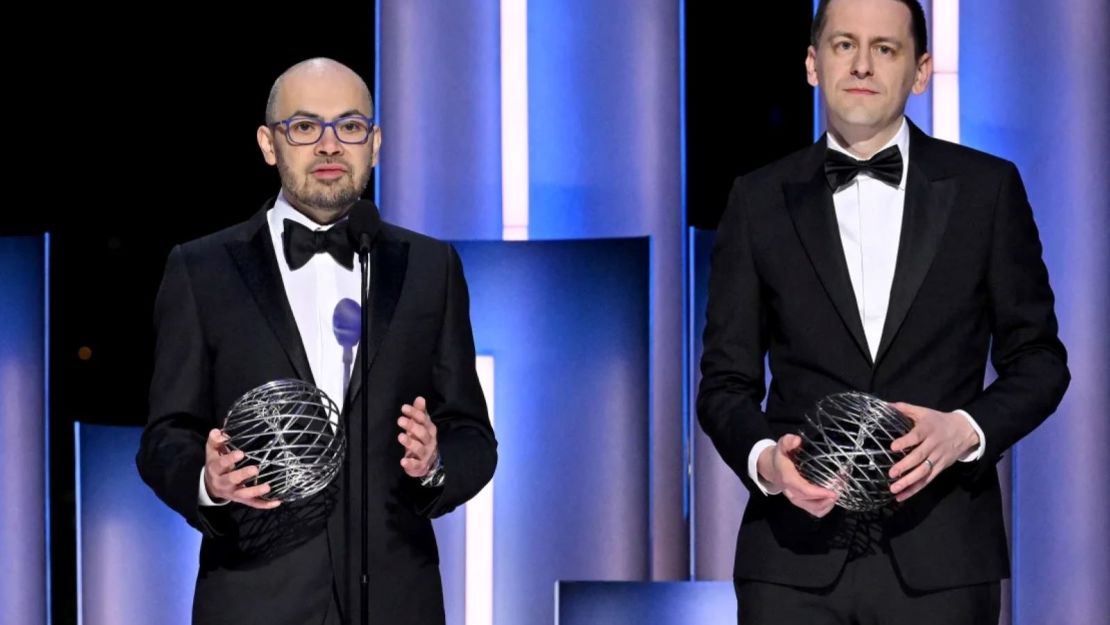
[293,121,318,133]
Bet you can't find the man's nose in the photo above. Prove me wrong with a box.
[850,49,874,78]
[316,125,343,155]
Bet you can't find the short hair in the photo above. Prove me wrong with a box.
[811,0,928,59]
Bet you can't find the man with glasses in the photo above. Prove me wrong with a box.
[137,57,497,625]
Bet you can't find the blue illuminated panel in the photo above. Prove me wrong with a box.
[377,0,503,240]
[76,424,200,625]
[432,497,466,624]
[688,228,750,581]
[557,581,734,624]
[0,235,48,625]
[961,2,1110,623]
[526,0,687,579]
[437,238,651,625]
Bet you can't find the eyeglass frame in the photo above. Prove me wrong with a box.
[272,114,377,146]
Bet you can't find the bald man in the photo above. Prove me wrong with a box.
[136,58,497,625]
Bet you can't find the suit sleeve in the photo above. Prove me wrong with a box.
[962,162,1070,480]
[405,243,498,518]
[135,244,230,536]
[696,177,775,494]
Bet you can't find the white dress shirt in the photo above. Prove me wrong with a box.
[200,191,364,505]
[748,118,985,496]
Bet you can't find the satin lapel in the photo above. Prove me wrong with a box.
[874,153,956,365]
[344,237,410,409]
[784,145,873,366]
[225,209,315,385]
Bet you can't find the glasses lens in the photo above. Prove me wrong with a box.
[285,118,323,145]
[335,117,372,143]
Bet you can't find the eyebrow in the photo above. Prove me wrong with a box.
[286,109,370,120]
[827,31,905,48]
[335,109,369,118]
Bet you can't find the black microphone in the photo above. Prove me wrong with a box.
[346,199,382,256]
[344,198,379,625]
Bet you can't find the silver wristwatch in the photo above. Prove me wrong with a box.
[419,453,446,488]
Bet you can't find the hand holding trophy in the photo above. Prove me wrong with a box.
[793,391,914,512]
[218,379,346,504]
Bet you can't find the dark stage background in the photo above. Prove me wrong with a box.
[0,6,810,622]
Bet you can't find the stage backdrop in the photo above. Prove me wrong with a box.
[0,236,50,625]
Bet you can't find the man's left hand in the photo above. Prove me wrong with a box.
[888,402,980,502]
[398,396,439,478]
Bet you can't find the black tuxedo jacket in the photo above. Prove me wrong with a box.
[697,121,1069,591]
[136,201,496,625]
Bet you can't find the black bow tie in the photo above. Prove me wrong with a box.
[282,218,354,270]
[825,144,903,190]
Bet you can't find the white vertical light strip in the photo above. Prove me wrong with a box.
[74,422,83,625]
[932,0,960,143]
[467,355,496,625]
[44,233,52,625]
[500,0,529,240]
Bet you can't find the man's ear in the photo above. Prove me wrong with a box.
[911,52,933,95]
[805,45,820,88]
[370,125,382,167]
[257,125,278,166]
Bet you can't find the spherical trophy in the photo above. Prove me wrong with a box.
[222,379,346,503]
[794,391,914,512]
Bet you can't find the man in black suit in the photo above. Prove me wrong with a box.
[136,57,496,625]
[697,0,1069,622]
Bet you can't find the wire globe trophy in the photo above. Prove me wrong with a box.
[222,379,346,504]
[794,391,914,512]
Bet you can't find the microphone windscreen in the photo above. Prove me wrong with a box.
[346,199,382,252]
[332,298,362,348]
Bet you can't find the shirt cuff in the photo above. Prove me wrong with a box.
[954,409,986,462]
[199,466,229,506]
[747,439,783,496]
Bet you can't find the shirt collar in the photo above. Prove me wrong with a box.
[272,190,347,231]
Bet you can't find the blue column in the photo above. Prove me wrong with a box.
[377,0,503,240]
[528,0,686,578]
[0,236,49,625]
[961,2,1110,623]
[377,7,503,623]
[76,424,200,625]
[689,228,749,580]
[457,238,652,625]
[378,5,686,622]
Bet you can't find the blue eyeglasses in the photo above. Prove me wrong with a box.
[273,115,376,146]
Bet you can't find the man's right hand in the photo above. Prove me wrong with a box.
[203,429,281,509]
[756,434,838,518]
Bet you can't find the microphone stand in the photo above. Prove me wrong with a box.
[343,199,380,625]
[358,247,370,625]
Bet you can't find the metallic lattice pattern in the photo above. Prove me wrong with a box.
[222,379,346,503]
[795,391,914,512]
